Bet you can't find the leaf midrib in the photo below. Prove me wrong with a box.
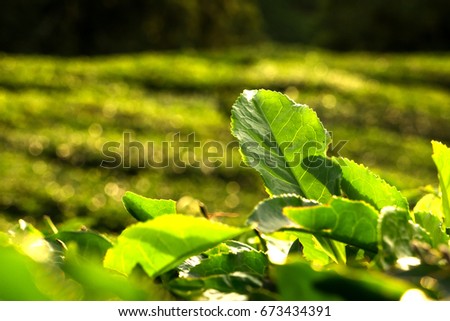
[253,93,307,196]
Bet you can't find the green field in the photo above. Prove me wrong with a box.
[1,45,449,231]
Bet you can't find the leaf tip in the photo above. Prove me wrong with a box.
[242,89,258,101]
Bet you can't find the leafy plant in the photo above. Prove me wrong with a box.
[1,89,449,300]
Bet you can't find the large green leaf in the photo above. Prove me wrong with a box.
[104,214,248,277]
[231,89,341,203]
[378,207,432,269]
[337,157,409,212]
[122,191,177,222]
[432,141,450,226]
[284,197,379,252]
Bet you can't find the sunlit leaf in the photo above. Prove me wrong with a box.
[231,89,341,202]
[288,232,331,266]
[62,245,171,300]
[414,193,444,222]
[313,235,347,264]
[0,246,50,300]
[0,246,83,300]
[432,141,450,226]
[9,219,53,263]
[122,191,177,222]
[104,214,249,277]
[0,231,9,246]
[337,157,409,213]
[414,211,449,247]
[284,197,379,252]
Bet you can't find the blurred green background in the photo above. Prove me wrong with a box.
[0,0,449,231]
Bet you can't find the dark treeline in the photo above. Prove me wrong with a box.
[0,0,449,55]
[259,0,450,52]
[0,0,262,55]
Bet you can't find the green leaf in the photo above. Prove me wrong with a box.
[168,241,268,298]
[9,219,53,263]
[203,240,256,256]
[0,246,50,300]
[414,193,444,222]
[0,231,10,246]
[247,194,317,233]
[122,191,177,222]
[0,246,83,300]
[378,207,432,269]
[169,273,263,299]
[288,232,331,266]
[62,246,171,301]
[284,197,379,252]
[46,231,112,261]
[186,242,268,277]
[231,89,341,202]
[275,260,413,300]
[414,211,449,247]
[104,214,249,277]
[248,195,345,263]
[313,236,347,264]
[432,141,450,226]
[338,157,409,212]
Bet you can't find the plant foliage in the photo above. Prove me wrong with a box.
[1,89,449,300]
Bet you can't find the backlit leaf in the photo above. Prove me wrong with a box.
[414,211,449,247]
[122,191,177,222]
[337,157,409,213]
[432,141,450,226]
[104,214,248,277]
[284,197,379,252]
[231,89,341,202]
[414,193,444,222]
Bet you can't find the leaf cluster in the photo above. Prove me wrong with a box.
[1,90,449,300]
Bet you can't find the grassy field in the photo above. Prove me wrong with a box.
[1,45,449,231]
